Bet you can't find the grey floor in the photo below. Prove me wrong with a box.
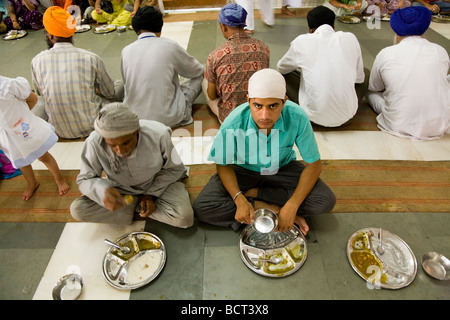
[0,15,449,301]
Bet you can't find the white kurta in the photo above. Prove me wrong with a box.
[0,76,57,169]
[367,36,450,141]
[277,25,365,127]
[235,0,274,31]
[77,119,186,207]
[121,33,204,128]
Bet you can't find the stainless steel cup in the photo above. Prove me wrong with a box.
[253,208,278,233]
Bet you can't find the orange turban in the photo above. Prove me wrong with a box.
[43,6,76,38]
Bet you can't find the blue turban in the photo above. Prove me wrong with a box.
[390,6,431,37]
[218,3,247,28]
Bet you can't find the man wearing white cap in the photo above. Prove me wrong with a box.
[193,69,336,235]
[70,103,194,227]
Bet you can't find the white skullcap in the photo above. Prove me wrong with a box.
[248,69,286,99]
[94,103,140,139]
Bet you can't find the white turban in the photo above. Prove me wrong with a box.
[248,69,286,99]
[94,103,140,139]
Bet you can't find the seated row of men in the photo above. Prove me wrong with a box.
[70,71,336,235]
[2,5,448,235]
[69,5,448,234]
[31,4,449,142]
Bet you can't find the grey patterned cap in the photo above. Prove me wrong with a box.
[94,103,140,139]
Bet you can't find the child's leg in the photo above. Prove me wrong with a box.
[38,152,70,196]
[19,165,40,200]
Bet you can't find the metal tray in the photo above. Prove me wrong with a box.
[2,30,28,40]
[75,25,91,33]
[239,224,307,277]
[432,15,450,23]
[93,24,116,34]
[338,15,361,24]
[102,231,166,290]
[346,227,417,289]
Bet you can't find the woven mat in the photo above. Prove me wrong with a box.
[1,160,448,223]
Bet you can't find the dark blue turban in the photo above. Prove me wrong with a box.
[218,3,247,28]
[390,6,432,37]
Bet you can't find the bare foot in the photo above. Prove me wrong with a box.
[244,188,258,198]
[254,200,281,213]
[56,179,70,196]
[281,6,295,16]
[22,181,40,200]
[295,216,309,235]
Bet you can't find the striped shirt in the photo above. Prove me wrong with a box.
[31,42,116,139]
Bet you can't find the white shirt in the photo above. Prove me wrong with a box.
[0,76,57,168]
[368,36,450,140]
[277,24,365,127]
[121,32,204,128]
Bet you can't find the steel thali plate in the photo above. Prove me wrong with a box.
[338,15,361,24]
[239,224,307,277]
[75,25,91,33]
[102,231,166,290]
[346,227,417,289]
[93,24,116,34]
[2,30,28,40]
[432,15,450,23]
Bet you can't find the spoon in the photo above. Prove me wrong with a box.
[251,256,283,264]
[377,228,385,255]
[104,239,131,254]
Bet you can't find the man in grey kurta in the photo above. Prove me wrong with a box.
[70,103,194,227]
[121,6,204,128]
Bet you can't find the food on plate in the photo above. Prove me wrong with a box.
[285,240,305,263]
[350,231,387,284]
[127,251,162,284]
[263,251,294,275]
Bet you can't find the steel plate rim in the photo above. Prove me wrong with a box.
[93,25,117,34]
[2,30,28,40]
[346,227,417,289]
[102,231,166,290]
[52,273,84,300]
[75,25,92,33]
[432,15,450,23]
[338,15,361,24]
[238,224,308,278]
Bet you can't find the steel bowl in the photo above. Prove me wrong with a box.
[421,252,450,280]
[116,25,127,33]
[52,273,83,300]
[253,208,278,233]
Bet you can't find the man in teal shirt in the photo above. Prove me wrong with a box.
[193,69,335,235]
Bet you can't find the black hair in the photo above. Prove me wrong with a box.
[306,6,335,30]
[131,6,163,34]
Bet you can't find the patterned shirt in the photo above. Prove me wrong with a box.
[31,42,116,139]
[205,32,270,122]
